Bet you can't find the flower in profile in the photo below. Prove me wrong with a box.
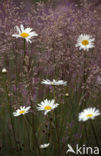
[40,143,50,149]
[13,106,31,116]
[41,79,67,86]
[37,99,59,115]
[2,68,7,73]
[78,107,100,122]
[75,34,95,51]
[12,24,38,43]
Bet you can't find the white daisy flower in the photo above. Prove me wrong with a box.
[40,143,50,149]
[41,79,67,86]
[78,107,100,122]
[13,106,31,116]
[75,34,95,51]
[12,24,38,43]
[37,99,59,115]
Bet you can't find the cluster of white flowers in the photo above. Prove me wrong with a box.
[12,25,100,151]
[12,25,100,120]
[12,25,67,116]
[12,25,95,51]
[76,34,101,122]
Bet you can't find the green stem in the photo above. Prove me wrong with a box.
[53,86,56,100]
[44,149,47,156]
[90,120,101,156]
[24,39,26,59]
[24,117,35,155]
[25,116,41,156]
[4,75,17,143]
[78,51,87,112]
[82,51,87,109]
[53,86,60,156]
[14,48,19,104]
[3,74,21,155]
[84,123,89,144]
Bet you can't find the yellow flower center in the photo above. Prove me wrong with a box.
[82,40,89,46]
[19,110,25,114]
[44,105,52,110]
[51,82,54,85]
[86,114,93,118]
[20,32,29,38]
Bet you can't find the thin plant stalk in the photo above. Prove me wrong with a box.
[53,86,60,156]
[25,116,41,156]
[24,39,26,59]
[90,120,101,156]
[3,73,21,154]
[84,123,91,156]
[23,116,35,155]
[84,122,89,145]
[13,41,19,104]
[82,51,87,109]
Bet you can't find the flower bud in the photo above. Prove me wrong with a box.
[2,68,7,73]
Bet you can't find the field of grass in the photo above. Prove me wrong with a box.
[0,0,101,156]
